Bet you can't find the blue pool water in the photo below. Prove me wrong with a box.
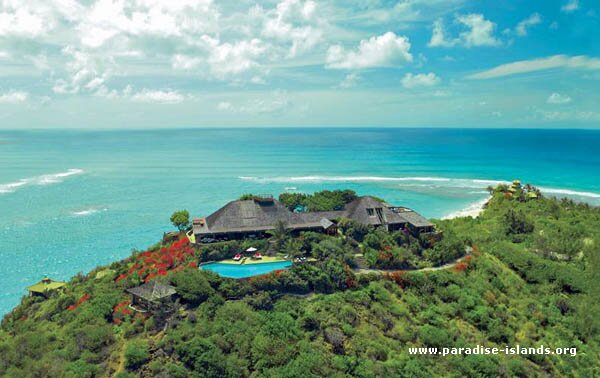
[1,128,600,315]
[200,261,293,278]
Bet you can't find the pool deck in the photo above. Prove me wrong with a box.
[219,255,288,265]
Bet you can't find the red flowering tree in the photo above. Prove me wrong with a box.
[116,237,198,284]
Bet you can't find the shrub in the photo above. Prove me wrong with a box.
[124,340,149,370]
[170,270,215,306]
[503,209,534,237]
[170,210,190,232]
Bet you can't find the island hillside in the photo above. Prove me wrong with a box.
[1,186,599,377]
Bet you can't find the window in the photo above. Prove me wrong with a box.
[366,208,375,216]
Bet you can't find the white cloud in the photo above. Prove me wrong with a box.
[0,90,29,104]
[77,0,219,48]
[51,46,109,95]
[260,0,323,58]
[326,32,412,69]
[428,14,501,48]
[537,110,600,122]
[131,89,185,104]
[250,75,266,85]
[171,37,266,79]
[217,101,233,111]
[516,13,542,36]
[547,92,572,104]
[338,73,360,88]
[240,95,291,114]
[401,72,441,88]
[204,37,266,77]
[468,55,600,79]
[215,91,294,114]
[433,90,451,97]
[457,14,501,47]
[171,54,203,70]
[0,3,53,38]
[561,0,579,13]
[428,18,455,47]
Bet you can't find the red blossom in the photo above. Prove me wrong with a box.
[113,300,130,312]
[454,262,468,273]
[274,269,287,278]
[128,264,141,274]
[385,271,407,288]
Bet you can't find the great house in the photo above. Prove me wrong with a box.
[193,194,434,243]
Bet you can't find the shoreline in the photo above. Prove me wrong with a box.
[441,196,491,220]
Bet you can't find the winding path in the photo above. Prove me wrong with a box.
[353,247,473,275]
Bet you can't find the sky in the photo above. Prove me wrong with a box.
[0,0,598,129]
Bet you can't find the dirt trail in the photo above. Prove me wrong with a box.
[354,247,472,275]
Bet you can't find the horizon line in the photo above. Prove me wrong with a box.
[1,125,600,132]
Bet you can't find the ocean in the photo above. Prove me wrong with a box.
[1,128,599,316]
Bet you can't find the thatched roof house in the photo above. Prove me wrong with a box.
[27,277,66,298]
[127,281,177,312]
[194,195,434,241]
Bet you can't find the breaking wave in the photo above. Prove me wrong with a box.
[538,187,600,199]
[238,175,600,200]
[0,169,84,194]
[72,207,107,217]
[240,175,455,183]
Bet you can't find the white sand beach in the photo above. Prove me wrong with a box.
[442,196,491,220]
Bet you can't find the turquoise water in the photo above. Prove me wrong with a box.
[1,128,599,315]
[200,261,293,278]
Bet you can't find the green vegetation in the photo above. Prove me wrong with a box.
[279,189,358,211]
[170,210,190,232]
[1,187,599,377]
[238,194,271,201]
[268,220,291,252]
[124,340,149,370]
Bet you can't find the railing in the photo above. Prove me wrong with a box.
[253,194,274,202]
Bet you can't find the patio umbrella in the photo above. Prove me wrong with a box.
[246,247,258,252]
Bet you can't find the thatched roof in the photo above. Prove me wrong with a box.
[343,196,405,226]
[127,281,176,302]
[194,195,432,236]
[27,277,66,293]
[196,198,308,234]
[396,210,433,228]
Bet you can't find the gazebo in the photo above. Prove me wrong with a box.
[27,277,66,298]
[126,281,177,313]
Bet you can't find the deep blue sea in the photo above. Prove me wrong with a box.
[1,128,599,315]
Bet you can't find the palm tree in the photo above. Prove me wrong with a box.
[283,239,303,259]
[268,220,290,252]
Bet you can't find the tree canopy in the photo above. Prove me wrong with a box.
[170,210,190,232]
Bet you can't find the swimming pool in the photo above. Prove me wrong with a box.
[200,261,292,278]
